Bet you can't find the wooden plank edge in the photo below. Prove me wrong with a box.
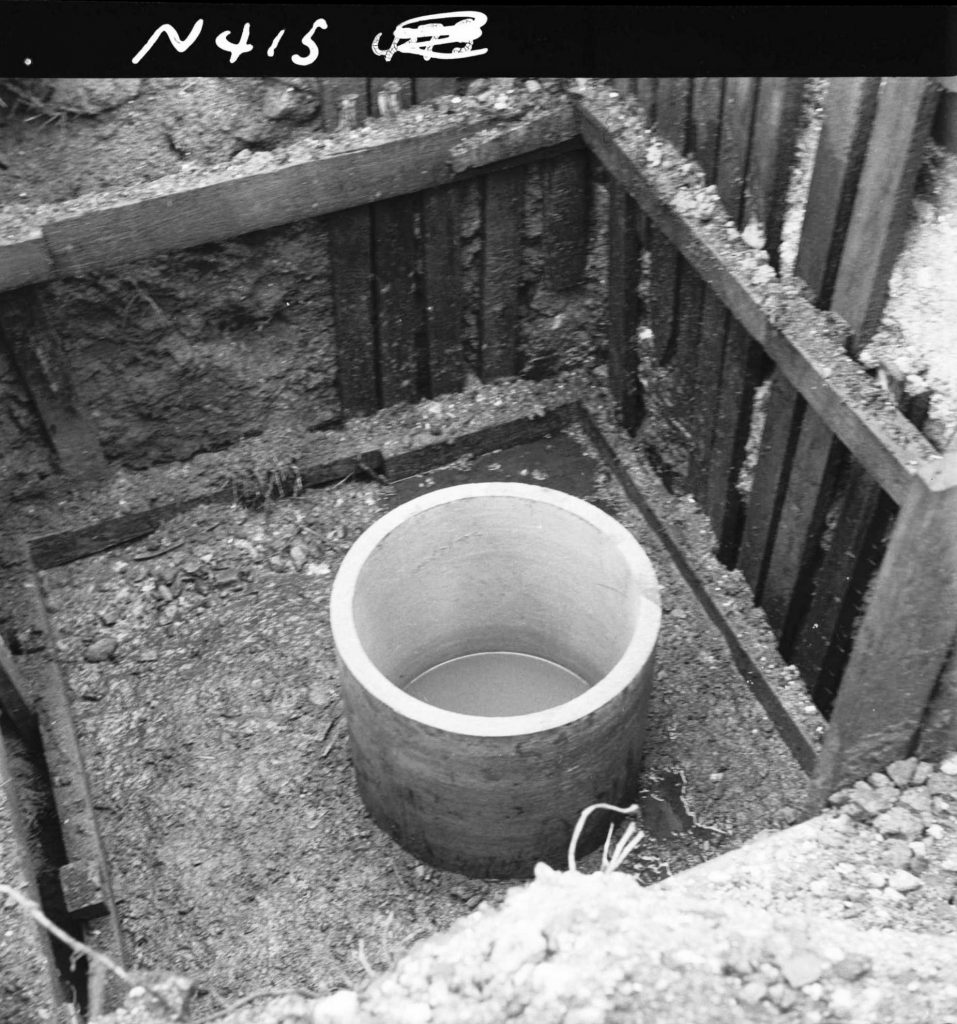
[9,105,578,289]
[575,96,936,507]
[575,402,820,775]
[14,539,129,1012]
[28,451,386,570]
[0,635,41,751]
[0,232,55,293]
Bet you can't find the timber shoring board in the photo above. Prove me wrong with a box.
[328,206,378,417]
[319,78,370,132]
[789,461,894,711]
[916,646,957,762]
[687,291,731,503]
[542,150,590,291]
[703,321,771,567]
[690,78,724,184]
[4,106,577,290]
[809,452,957,803]
[421,184,465,396]
[372,196,420,407]
[605,180,643,432]
[747,78,804,270]
[575,404,819,775]
[736,371,805,605]
[654,78,691,154]
[795,77,881,306]
[715,78,758,229]
[760,407,842,654]
[648,226,679,365]
[0,290,108,481]
[28,452,385,571]
[414,79,459,103]
[480,165,525,380]
[832,77,939,349]
[14,539,129,1011]
[577,96,937,506]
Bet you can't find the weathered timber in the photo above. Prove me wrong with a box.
[611,79,635,97]
[687,291,730,502]
[28,452,384,570]
[647,226,679,364]
[542,150,589,290]
[576,404,818,774]
[373,196,420,406]
[328,206,378,416]
[31,106,576,284]
[481,165,524,380]
[0,634,40,750]
[760,407,842,651]
[691,78,724,183]
[672,259,706,429]
[737,371,804,603]
[655,78,691,153]
[790,461,894,710]
[747,78,804,269]
[716,78,758,228]
[0,232,54,291]
[832,77,939,349]
[795,78,881,306]
[635,79,657,121]
[370,77,413,117]
[414,78,459,102]
[578,97,938,505]
[916,647,957,762]
[606,180,643,432]
[704,321,770,565]
[383,403,579,482]
[319,78,369,132]
[809,451,957,802]
[0,289,108,480]
[15,540,129,1011]
[421,185,464,396]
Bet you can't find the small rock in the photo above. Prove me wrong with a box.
[808,877,830,896]
[886,757,918,787]
[912,761,934,785]
[290,545,308,571]
[873,806,924,841]
[940,856,957,873]
[867,772,893,788]
[311,989,359,1024]
[940,752,957,776]
[863,870,886,889]
[833,953,872,981]
[138,649,159,663]
[157,584,174,604]
[880,839,913,869]
[926,823,944,840]
[767,982,796,1010]
[887,869,923,893]
[779,951,825,988]
[899,788,932,815]
[849,780,897,818]
[84,637,117,663]
[737,980,767,1005]
[98,607,119,626]
[525,79,542,93]
[306,562,331,577]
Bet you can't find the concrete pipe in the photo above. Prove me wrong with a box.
[330,482,661,878]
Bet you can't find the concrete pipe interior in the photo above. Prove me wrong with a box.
[330,482,661,877]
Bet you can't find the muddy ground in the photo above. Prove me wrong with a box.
[31,378,807,1017]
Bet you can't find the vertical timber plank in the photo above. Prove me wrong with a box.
[612,78,635,97]
[760,407,842,650]
[373,196,419,406]
[687,292,730,502]
[790,460,895,711]
[795,77,881,305]
[647,226,679,365]
[916,648,957,762]
[542,150,589,291]
[606,180,642,432]
[691,78,725,183]
[671,259,705,428]
[810,452,957,802]
[481,166,525,380]
[320,78,370,131]
[635,79,657,122]
[736,370,804,604]
[421,184,464,395]
[371,77,413,118]
[328,207,377,416]
[704,320,770,565]
[414,78,459,103]
[832,77,938,350]
[716,78,758,228]
[747,77,804,270]
[0,289,108,480]
[655,78,691,153]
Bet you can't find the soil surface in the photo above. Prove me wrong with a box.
[32,374,806,1018]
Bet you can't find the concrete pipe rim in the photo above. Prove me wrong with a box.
[330,481,661,738]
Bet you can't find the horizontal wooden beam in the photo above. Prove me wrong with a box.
[577,94,937,505]
[0,105,578,292]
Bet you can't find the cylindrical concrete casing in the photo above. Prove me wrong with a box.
[330,483,661,877]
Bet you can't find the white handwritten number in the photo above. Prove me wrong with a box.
[215,23,254,64]
[267,30,286,57]
[131,19,204,65]
[291,18,329,66]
